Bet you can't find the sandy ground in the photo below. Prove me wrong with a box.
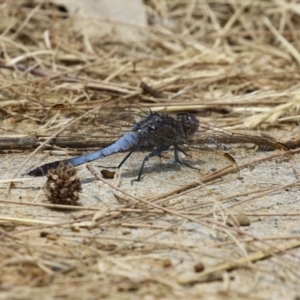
[1,139,300,299]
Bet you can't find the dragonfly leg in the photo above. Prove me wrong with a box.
[118,151,134,168]
[174,147,199,170]
[96,151,134,169]
[131,147,169,183]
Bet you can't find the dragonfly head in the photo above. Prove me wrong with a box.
[176,112,199,138]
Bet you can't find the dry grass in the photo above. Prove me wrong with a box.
[1,0,300,299]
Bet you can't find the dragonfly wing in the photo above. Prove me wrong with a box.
[193,121,288,151]
[36,101,150,149]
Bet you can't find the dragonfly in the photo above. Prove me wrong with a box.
[27,101,289,185]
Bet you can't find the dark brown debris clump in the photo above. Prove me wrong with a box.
[101,169,116,179]
[44,162,82,205]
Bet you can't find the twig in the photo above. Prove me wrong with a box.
[178,239,300,284]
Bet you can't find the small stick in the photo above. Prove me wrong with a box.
[140,81,167,98]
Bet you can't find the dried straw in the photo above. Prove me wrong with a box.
[1,1,300,299]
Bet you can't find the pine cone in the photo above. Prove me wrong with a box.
[44,162,82,205]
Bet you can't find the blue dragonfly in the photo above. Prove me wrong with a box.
[27,102,288,184]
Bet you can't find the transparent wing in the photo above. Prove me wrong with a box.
[34,101,288,152]
[35,101,150,150]
[193,121,288,151]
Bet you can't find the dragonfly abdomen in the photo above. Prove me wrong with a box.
[28,132,140,176]
[68,131,139,166]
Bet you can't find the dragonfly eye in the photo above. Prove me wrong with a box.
[177,113,199,137]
